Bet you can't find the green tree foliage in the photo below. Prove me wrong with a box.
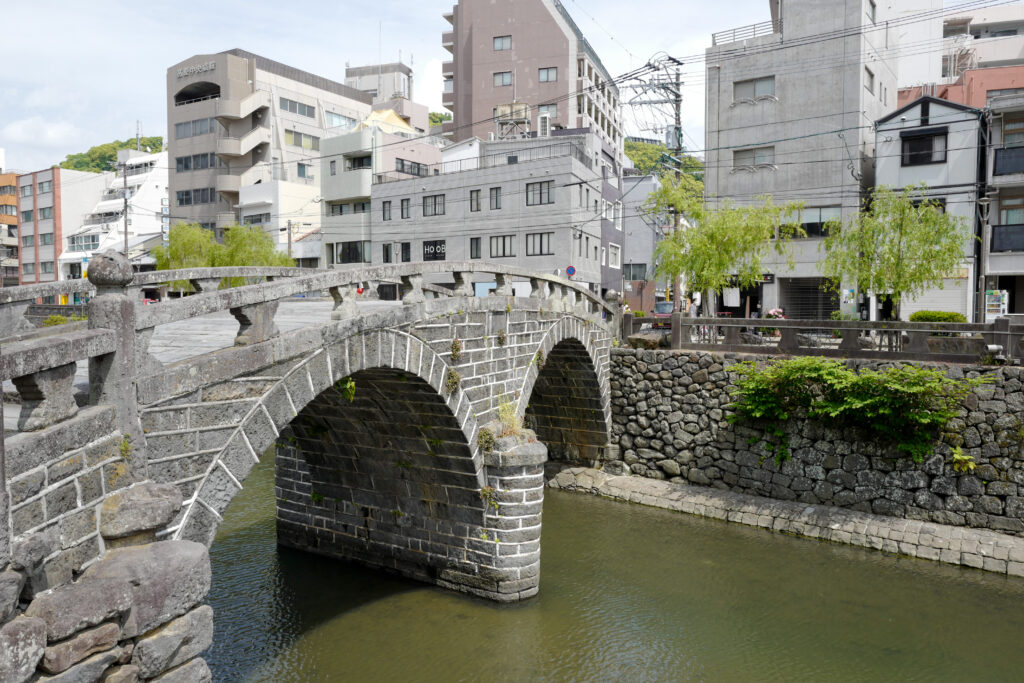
[625,140,704,179]
[428,112,452,127]
[822,185,972,319]
[151,223,293,290]
[646,178,803,311]
[59,137,164,173]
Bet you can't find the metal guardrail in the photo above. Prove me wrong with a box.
[712,20,777,46]
[622,313,1024,363]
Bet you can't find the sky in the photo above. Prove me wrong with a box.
[0,0,988,172]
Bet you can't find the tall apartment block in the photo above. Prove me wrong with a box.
[166,49,372,239]
[0,150,18,286]
[16,168,108,286]
[441,0,624,168]
[704,0,898,318]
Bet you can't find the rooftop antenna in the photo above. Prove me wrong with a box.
[136,121,141,151]
[378,21,383,103]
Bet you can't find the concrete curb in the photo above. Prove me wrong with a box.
[549,467,1024,577]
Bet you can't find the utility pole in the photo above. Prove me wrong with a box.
[672,67,683,313]
[287,219,293,259]
[120,163,129,256]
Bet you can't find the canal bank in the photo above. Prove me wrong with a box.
[550,467,1024,577]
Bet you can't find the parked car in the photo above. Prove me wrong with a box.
[652,301,674,329]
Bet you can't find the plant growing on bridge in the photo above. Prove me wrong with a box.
[479,486,499,511]
[336,377,356,403]
[450,337,463,364]
[445,368,461,395]
[532,350,546,370]
[478,428,496,453]
[822,185,973,320]
[728,357,988,464]
[496,329,507,347]
[497,401,523,437]
[42,315,69,327]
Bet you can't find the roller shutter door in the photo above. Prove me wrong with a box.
[778,277,838,320]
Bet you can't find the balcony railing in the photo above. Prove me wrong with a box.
[712,20,777,46]
[992,224,1024,252]
[994,147,1024,176]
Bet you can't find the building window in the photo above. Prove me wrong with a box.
[382,243,393,263]
[382,201,392,221]
[327,112,357,129]
[490,235,515,258]
[525,232,553,256]
[423,240,446,261]
[1000,196,1024,224]
[353,202,369,213]
[20,185,32,197]
[22,263,34,275]
[1005,118,1024,147]
[470,237,481,259]
[20,210,33,222]
[734,146,775,167]
[623,263,647,280]
[901,132,947,166]
[526,181,554,206]
[494,71,513,87]
[395,158,428,176]
[176,190,192,206]
[297,163,313,179]
[864,67,874,95]
[346,156,372,170]
[608,243,621,268]
[68,234,100,252]
[494,35,511,51]
[601,247,606,266]
[423,194,445,217]
[794,206,842,238]
[21,234,34,247]
[538,104,557,119]
[279,97,316,118]
[39,233,54,245]
[40,261,54,274]
[734,76,775,100]
[330,160,337,176]
[489,187,502,210]
[37,180,53,194]
[401,242,411,262]
[867,0,877,23]
[285,130,320,151]
[329,203,350,216]
[470,189,481,212]
[401,198,411,219]
[176,188,216,205]
[338,240,371,264]
[175,117,216,139]
[243,213,271,225]
[38,207,53,220]
[539,67,558,83]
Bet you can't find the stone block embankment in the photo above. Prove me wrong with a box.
[550,467,1024,577]
[0,481,212,682]
[609,349,1024,537]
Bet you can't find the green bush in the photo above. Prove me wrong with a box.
[908,310,968,324]
[632,310,646,317]
[41,315,69,327]
[728,356,988,463]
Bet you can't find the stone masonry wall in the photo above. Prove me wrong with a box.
[609,349,1024,536]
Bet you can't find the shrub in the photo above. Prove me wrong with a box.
[445,368,461,395]
[478,428,496,452]
[450,337,463,364]
[497,401,523,437]
[728,356,988,463]
[908,310,968,324]
[41,315,69,327]
[632,310,646,317]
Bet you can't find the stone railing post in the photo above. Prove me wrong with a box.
[329,284,360,320]
[230,301,280,346]
[0,300,35,336]
[453,271,475,297]
[87,250,146,478]
[401,274,425,304]
[529,278,547,300]
[12,364,78,431]
[189,277,220,294]
[562,286,577,314]
[494,273,513,297]
[603,289,620,332]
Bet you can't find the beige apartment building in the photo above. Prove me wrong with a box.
[441,0,624,167]
[166,49,373,238]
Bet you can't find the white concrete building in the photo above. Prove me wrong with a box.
[983,89,1024,314]
[943,4,1024,81]
[874,97,983,321]
[705,0,899,318]
[59,150,169,281]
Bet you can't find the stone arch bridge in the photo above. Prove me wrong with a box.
[1,254,619,606]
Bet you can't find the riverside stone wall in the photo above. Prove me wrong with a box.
[0,482,213,682]
[609,349,1024,536]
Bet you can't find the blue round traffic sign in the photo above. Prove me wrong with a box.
[566,266,576,277]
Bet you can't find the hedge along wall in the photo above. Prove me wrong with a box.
[608,349,1024,536]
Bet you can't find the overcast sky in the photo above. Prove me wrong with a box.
[0,0,987,172]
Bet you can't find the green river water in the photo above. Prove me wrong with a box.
[206,454,1024,682]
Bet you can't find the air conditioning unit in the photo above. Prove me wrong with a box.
[538,114,551,137]
[488,132,495,141]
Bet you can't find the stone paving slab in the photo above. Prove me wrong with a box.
[549,467,1024,578]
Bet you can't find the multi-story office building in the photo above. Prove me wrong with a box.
[704,0,898,318]
[983,89,1024,315]
[1,150,18,286]
[321,113,443,269]
[874,97,984,321]
[329,130,611,291]
[345,62,429,134]
[166,49,372,239]
[59,149,169,281]
[17,168,108,286]
[440,0,624,168]
[619,173,666,311]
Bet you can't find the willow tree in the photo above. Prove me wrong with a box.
[647,180,804,313]
[152,222,293,290]
[821,185,972,320]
